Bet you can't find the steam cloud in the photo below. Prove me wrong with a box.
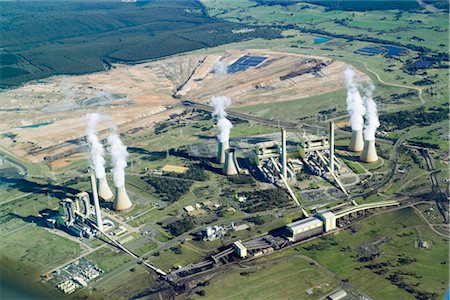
[211,61,228,75]
[85,113,107,179]
[209,96,233,142]
[362,83,380,141]
[107,132,129,188]
[344,67,366,131]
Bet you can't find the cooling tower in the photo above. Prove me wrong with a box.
[113,186,133,211]
[217,140,229,164]
[360,139,378,163]
[90,173,104,232]
[223,148,240,175]
[348,130,364,152]
[97,176,114,200]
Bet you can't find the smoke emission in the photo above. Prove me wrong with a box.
[85,113,106,179]
[344,67,366,131]
[107,133,129,188]
[211,61,228,75]
[209,96,233,142]
[362,83,380,141]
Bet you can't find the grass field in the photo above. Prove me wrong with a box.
[190,255,340,299]
[291,207,449,299]
[149,243,205,272]
[0,225,83,278]
[86,246,133,273]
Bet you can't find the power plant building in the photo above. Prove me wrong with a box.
[284,217,323,242]
[299,135,329,152]
[317,210,336,232]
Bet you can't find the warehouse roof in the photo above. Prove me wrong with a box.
[286,217,322,234]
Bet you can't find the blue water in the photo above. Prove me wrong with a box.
[19,121,53,129]
[314,37,330,44]
[228,55,267,73]
[354,47,386,56]
[381,45,407,56]
[414,60,433,69]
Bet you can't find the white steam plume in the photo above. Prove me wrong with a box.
[344,67,366,131]
[85,113,106,179]
[209,96,233,142]
[211,61,228,75]
[107,132,129,188]
[363,83,380,141]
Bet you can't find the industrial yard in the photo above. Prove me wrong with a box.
[0,1,449,299]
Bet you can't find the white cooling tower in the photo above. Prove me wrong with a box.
[90,173,104,232]
[348,130,364,152]
[217,140,229,164]
[97,176,114,200]
[360,139,378,163]
[113,186,133,211]
[223,148,240,176]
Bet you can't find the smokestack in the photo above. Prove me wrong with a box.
[360,140,378,163]
[97,176,114,200]
[90,173,104,232]
[348,130,364,152]
[114,186,133,211]
[281,128,287,179]
[223,148,240,176]
[217,140,229,164]
[329,122,335,174]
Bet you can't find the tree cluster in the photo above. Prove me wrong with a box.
[239,189,292,213]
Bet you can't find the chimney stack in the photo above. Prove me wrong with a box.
[360,139,378,163]
[223,148,240,175]
[90,173,104,232]
[97,176,114,200]
[348,129,364,152]
[329,122,335,174]
[281,128,287,179]
[114,186,133,211]
[217,140,229,164]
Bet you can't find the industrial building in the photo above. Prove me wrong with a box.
[284,217,324,242]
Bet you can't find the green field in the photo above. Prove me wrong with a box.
[0,225,83,279]
[86,246,134,273]
[293,208,449,299]
[191,255,340,299]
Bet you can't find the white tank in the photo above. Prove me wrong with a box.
[223,148,240,175]
[348,130,364,152]
[360,139,378,163]
[113,186,133,211]
[97,177,114,200]
[217,141,229,164]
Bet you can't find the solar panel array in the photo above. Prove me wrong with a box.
[227,55,267,73]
